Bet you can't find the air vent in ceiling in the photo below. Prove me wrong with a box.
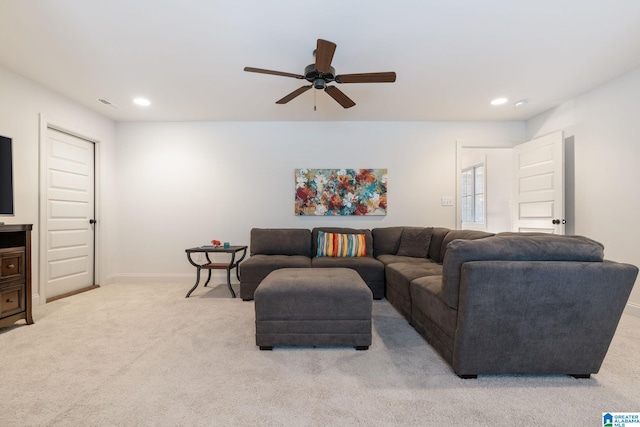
[97,98,120,109]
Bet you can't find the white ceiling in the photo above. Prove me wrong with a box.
[1,0,640,122]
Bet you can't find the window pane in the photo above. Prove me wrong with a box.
[461,164,486,224]
[475,194,485,223]
[462,195,472,222]
[475,165,484,194]
[461,169,472,197]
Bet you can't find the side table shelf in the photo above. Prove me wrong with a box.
[185,245,248,298]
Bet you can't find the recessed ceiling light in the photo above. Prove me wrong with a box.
[133,97,151,107]
[490,97,508,106]
[514,99,529,108]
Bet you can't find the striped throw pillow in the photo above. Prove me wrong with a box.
[317,231,367,257]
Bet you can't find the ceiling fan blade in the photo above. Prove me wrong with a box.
[335,72,397,83]
[324,86,356,109]
[276,85,313,104]
[315,39,337,73]
[244,67,304,79]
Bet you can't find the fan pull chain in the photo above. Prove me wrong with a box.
[314,89,317,111]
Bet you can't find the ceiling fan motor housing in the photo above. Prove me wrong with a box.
[305,64,335,89]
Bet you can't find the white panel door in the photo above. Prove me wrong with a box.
[513,131,564,234]
[45,128,95,299]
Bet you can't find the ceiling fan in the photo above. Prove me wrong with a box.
[244,39,396,109]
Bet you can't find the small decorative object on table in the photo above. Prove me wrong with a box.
[211,239,221,247]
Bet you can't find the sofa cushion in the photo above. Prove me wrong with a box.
[428,227,451,263]
[312,227,373,258]
[441,234,605,309]
[377,254,437,266]
[385,262,444,322]
[317,231,366,257]
[240,254,312,284]
[250,228,312,257]
[410,275,457,363]
[311,256,385,300]
[372,227,404,257]
[311,256,384,284]
[396,227,433,258]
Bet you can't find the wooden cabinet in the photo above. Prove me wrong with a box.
[0,224,33,328]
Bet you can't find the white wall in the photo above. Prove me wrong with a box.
[113,121,524,283]
[0,66,116,304]
[527,66,640,315]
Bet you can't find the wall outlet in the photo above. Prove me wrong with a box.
[441,197,454,206]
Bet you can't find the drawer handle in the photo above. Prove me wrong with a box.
[8,264,14,269]
[6,299,14,303]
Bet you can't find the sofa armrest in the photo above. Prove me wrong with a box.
[452,260,638,376]
[441,234,605,309]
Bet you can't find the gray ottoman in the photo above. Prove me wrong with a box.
[254,268,373,350]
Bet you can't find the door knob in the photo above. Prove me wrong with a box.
[89,219,97,225]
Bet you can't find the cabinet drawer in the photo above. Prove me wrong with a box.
[0,250,25,283]
[0,284,25,318]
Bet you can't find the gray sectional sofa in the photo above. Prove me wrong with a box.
[240,227,384,301]
[239,226,638,378]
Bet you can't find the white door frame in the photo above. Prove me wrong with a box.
[455,140,519,230]
[38,115,101,305]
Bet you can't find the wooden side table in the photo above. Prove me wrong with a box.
[185,245,247,298]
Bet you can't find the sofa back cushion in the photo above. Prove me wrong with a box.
[396,227,433,258]
[312,227,373,258]
[428,227,452,263]
[372,227,404,257]
[441,234,605,309]
[250,228,312,257]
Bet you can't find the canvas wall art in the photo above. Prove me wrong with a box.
[295,168,387,216]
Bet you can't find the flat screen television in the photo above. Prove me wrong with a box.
[0,135,14,215]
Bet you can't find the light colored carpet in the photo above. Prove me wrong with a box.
[0,281,638,427]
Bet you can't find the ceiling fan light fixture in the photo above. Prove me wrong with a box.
[313,78,325,89]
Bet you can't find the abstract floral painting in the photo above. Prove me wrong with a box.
[295,168,387,216]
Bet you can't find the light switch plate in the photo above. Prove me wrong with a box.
[441,197,454,206]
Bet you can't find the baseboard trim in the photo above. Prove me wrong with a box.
[46,285,100,303]
[624,302,640,318]
[108,273,190,284]
[106,273,232,285]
